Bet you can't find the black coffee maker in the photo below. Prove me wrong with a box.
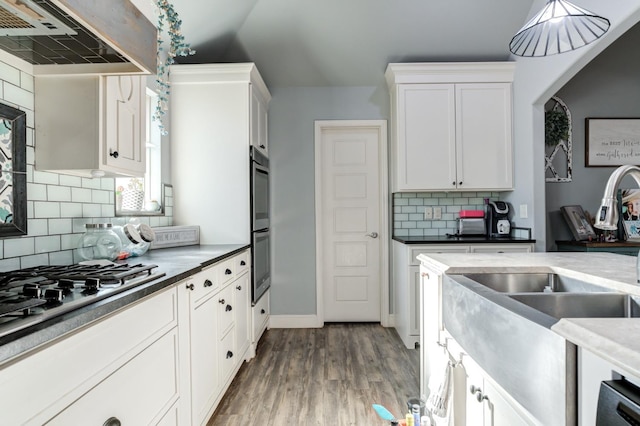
[487,201,511,237]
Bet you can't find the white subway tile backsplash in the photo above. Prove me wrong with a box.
[61,233,81,250]
[21,254,49,269]
[4,237,34,257]
[27,219,48,236]
[101,204,115,217]
[164,206,173,217]
[4,84,33,110]
[27,200,33,219]
[0,257,19,272]
[49,250,73,265]
[393,192,501,237]
[72,218,92,234]
[101,178,115,191]
[33,170,59,185]
[59,174,82,187]
[20,71,34,92]
[48,218,72,234]
[82,204,102,218]
[0,62,19,86]
[27,183,47,201]
[26,146,34,165]
[71,187,92,203]
[92,189,111,204]
[60,203,83,218]
[33,201,60,218]
[47,185,72,202]
[165,185,173,196]
[35,236,60,253]
[82,178,102,189]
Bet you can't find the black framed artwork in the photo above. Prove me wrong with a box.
[0,103,27,237]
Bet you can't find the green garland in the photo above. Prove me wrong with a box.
[154,0,196,135]
[545,109,569,147]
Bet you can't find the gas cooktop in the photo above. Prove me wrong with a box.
[0,263,165,339]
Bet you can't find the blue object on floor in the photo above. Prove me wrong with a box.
[372,404,395,421]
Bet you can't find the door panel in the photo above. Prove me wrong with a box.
[319,123,382,322]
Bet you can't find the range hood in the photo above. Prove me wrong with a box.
[0,0,155,74]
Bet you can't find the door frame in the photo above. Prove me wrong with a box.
[314,120,390,327]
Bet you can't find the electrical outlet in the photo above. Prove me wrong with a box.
[519,204,528,219]
[433,207,442,220]
[424,207,433,220]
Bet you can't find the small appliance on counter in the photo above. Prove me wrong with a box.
[487,201,511,237]
[457,210,486,235]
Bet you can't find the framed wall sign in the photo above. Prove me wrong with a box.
[0,103,26,237]
[585,118,640,166]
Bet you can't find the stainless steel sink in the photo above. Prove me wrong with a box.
[508,292,640,319]
[462,272,613,293]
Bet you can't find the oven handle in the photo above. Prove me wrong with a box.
[253,228,270,236]
[252,162,269,175]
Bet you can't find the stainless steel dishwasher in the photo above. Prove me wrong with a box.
[597,379,640,425]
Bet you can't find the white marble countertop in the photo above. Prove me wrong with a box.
[417,252,640,376]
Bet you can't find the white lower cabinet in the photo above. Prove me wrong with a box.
[187,249,252,426]
[252,288,270,346]
[0,285,185,425]
[449,338,536,426]
[49,329,180,425]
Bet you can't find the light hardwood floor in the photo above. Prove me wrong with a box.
[207,323,420,425]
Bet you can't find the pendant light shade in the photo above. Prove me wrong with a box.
[509,0,610,57]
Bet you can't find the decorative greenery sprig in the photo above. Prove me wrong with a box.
[154,0,196,135]
[545,109,569,147]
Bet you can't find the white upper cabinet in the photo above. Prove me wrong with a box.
[35,74,146,178]
[250,84,269,156]
[386,63,515,192]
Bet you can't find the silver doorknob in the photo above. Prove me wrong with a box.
[365,232,378,238]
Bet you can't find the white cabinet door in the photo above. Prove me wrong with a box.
[250,84,268,156]
[35,74,146,178]
[104,75,146,175]
[189,273,221,425]
[234,271,251,358]
[395,84,456,191]
[455,83,512,191]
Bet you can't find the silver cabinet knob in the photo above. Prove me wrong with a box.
[365,232,378,238]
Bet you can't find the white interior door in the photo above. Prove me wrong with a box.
[315,121,386,322]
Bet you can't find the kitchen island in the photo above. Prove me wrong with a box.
[418,252,640,426]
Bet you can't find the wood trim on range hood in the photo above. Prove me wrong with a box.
[2,0,156,75]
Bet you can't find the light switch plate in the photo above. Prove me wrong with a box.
[434,207,442,220]
[519,204,528,219]
[424,207,433,220]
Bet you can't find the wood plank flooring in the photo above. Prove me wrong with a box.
[207,323,420,425]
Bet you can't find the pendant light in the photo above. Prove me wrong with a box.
[509,0,610,57]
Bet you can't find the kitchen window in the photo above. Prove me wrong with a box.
[115,88,164,216]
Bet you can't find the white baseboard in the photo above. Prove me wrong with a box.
[387,313,396,328]
[269,314,323,328]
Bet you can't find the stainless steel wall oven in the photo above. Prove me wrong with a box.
[250,147,270,304]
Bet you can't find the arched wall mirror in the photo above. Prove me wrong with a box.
[545,96,573,182]
[0,103,26,237]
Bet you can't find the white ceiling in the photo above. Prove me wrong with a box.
[167,0,537,88]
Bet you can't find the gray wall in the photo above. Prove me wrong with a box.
[269,86,388,315]
[545,22,640,250]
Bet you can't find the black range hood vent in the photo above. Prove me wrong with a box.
[0,0,155,75]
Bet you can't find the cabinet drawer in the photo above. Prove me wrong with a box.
[470,244,533,253]
[217,284,235,336]
[49,329,179,425]
[0,286,178,426]
[219,324,236,384]
[218,258,236,287]
[235,250,250,276]
[409,245,470,265]
[252,290,270,343]
[190,267,218,304]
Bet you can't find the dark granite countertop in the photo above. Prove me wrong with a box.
[393,236,536,244]
[0,244,249,365]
